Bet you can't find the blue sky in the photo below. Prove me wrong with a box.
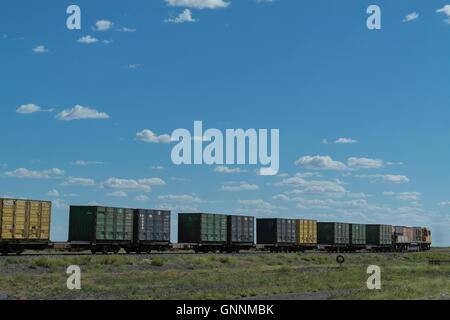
[1,0,450,245]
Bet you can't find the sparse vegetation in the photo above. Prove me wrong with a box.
[0,249,448,300]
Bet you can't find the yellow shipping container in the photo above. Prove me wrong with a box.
[296,219,317,244]
[0,198,51,241]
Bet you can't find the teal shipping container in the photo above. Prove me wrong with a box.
[366,224,392,245]
[350,224,366,245]
[178,213,227,243]
[317,222,350,245]
[68,206,133,243]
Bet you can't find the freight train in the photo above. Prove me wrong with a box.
[0,198,432,255]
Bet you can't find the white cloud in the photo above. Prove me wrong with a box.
[106,191,128,198]
[128,64,140,69]
[221,181,259,191]
[396,192,421,201]
[294,155,348,171]
[436,5,450,16]
[93,20,113,31]
[136,129,171,143]
[116,27,136,32]
[47,189,60,197]
[347,157,383,169]
[383,191,395,196]
[151,166,164,170]
[355,174,410,184]
[138,178,166,185]
[214,166,248,173]
[3,168,65,179]
[237,199,285,214]
[77,35,99,44]
[437,5,450,23]
[275,176,348,199]
[335,138,358,144]
[135,195,149,201]
[55,105,109,121]
[165,9,198,23]
[16,104,53,114]
[158,194,206,203]
[438,201,450,207]
[61,177,95,186]
[403,12,419,22]
[61,179,90,188]
[100,178,151,192]
[73,160,104,166]
[52,199,68,209]
[165,0,230,9]
[32,45,49,53]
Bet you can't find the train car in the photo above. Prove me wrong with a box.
[0,198,51,255]
[68,205,133,254]
[125,209,171,254]
[295,219,317,251]
[349,224,366,251]
[257,218,296,252]
[178,213,227,253]
[421,227,431,250]
[392,226,409,251]
[366,224,392,251]
[317,222,350,252]
[226,215,254,252]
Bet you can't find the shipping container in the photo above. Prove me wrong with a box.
[69,206,133,252]
[317,222,350,245]
[0,198,51,241]
[350,224,366,245]
[227,215,254,244]
[366,224,392,246]
[295,219,317,244]
[412,227,422,242]
[257,218,296,244]
[134,209,170,242]
[178,213,227,244]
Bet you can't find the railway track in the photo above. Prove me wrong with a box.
[0,250,419,259]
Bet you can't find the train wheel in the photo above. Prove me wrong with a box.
[113,247,120,254]
[91,249,97,255]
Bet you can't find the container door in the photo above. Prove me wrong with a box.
[139,212,146,241]
[96,207,106,240]
[0,200,14,240]
[28,201,40,239]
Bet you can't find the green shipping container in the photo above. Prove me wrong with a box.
[69,206,133,243]
[350,224,366,245]
[317,222,350,245]
[366,224,392,245]
[178,213,227,243]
